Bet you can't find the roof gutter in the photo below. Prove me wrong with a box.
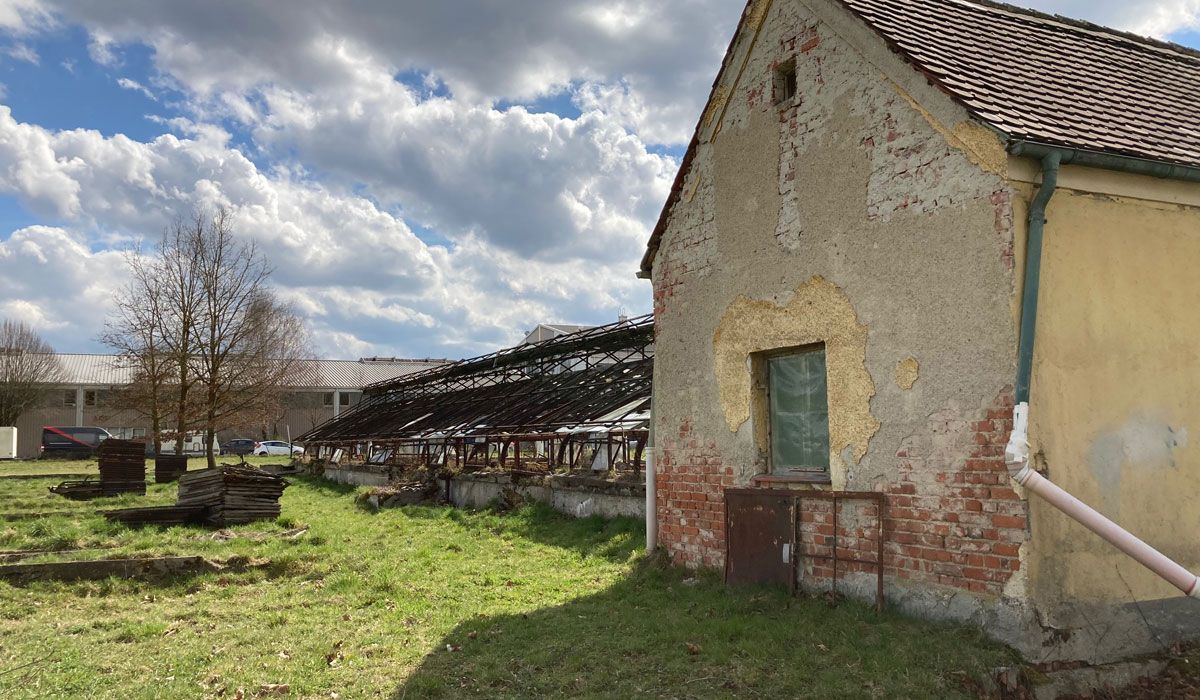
[1008,140,1200,599]
[1009,140,1200,184]
[1011,140,1200,404]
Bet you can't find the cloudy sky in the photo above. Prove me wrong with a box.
[0,0,1197,360]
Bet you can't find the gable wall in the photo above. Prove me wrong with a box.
[650,0,1031,640]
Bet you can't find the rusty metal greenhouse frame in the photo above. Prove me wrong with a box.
[299,315,654,473]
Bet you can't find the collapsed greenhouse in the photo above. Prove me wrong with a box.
[299,315,654,473]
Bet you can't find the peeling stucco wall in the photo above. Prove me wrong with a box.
[713,276,880,488]
[895,358,919,390]
[651,0,1029,643]
[650,0,1200,667]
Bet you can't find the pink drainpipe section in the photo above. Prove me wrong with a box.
[1006,402,1200,599]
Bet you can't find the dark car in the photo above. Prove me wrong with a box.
[220,439,256,456]
[41,426,113,459]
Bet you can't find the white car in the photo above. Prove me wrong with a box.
[254,440,304,456]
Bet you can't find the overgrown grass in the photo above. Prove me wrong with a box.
[0,461,1017,698]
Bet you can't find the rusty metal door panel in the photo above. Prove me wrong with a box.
[724,488,795,591]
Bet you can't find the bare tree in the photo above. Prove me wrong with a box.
[160,216,207,454]
[100,246,179,456]
[186,209,314,468]
[0,320,64,426]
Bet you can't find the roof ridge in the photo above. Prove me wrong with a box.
[947,0,1200,64]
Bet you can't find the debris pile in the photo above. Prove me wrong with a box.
[97,439,147,496]
[177,466,289,525]
[154,455,189,483]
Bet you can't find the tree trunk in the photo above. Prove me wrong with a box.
[150,404,162,457]
[205,387,217,469]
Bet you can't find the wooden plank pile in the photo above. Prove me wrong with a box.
[97,439,147,496]
[154,455,189,483]
[177,466,289,525]
[103,505,208,526]
[48,480,103,500]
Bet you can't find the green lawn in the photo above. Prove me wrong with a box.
[0,460,1017,699]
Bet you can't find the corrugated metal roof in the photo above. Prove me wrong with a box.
[522,323,595,345]
[55,354,135,385]
[39,354,447,390]
[840,0,1200,168]
[306,358,448,389]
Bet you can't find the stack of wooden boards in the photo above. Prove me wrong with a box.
[177,466,289,525]
[54,439,148,500]
[97,439,147,496]
[154,455,189,483]
[102,505,207,526]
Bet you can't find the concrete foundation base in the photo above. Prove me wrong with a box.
[448,472,645,519]
[324,466,646,520]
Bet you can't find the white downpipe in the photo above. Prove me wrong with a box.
[1006,402,1200,598]
[645,446,657,552]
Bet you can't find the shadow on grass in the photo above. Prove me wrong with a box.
[392,557,1016,700]
[407,500,645,564]
[491,501,644,564]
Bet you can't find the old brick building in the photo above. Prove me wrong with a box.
[641,0,1200,668]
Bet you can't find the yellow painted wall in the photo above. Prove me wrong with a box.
[1029,185,1200,606]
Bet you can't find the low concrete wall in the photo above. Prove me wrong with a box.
[322,464,392,487]
[323,465,646,520]
[450,473,645,520]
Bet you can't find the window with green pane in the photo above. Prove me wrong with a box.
[767,346,830,474]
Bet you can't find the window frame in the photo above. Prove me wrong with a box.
[63,390,76,407]
[773,59,798,108]
[753,343,831,480]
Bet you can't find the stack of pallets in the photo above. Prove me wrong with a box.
[177,466,288,525]
[97,439,147,496]
[154,455,189,483]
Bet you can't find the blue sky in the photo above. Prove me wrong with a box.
[0,0,1197,359]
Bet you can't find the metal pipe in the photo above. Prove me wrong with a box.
[645,391,657,553]
[1015,150,1060,404]
[1006,403,1200,597]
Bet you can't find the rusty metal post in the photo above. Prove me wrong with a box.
[876,493,885,614]
[832,493,839,602]
[556,437,569,469]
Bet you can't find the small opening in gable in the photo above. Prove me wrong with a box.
[773,60,797,107]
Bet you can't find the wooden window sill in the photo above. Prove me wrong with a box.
[751,473,831,486]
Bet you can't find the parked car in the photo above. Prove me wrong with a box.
[40,426,113,459]
[254,441,304,456]
[220,439,256,456]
